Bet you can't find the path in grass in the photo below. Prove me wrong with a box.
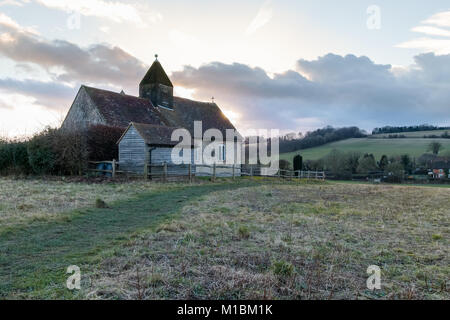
[0,181,254,299]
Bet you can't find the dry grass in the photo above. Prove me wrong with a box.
[85,182,449,300]
[0,177,189,229]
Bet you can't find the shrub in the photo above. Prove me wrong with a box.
[27,128,57,175]
[238,226,250,239]
[95,198,108,208]
[0,140,31,175]
[86,125,123,161]
[272,260,294,277]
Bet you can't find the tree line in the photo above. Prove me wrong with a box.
[279,126,367,153]
[372,124,450,135]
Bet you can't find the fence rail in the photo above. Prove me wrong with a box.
[88,161,325,182]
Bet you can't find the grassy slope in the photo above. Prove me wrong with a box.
[280,138,450,162]
[0,180,254,299]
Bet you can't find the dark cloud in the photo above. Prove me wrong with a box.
[172,53,450,131]
[0,78,76,109]
[0,18,146,90]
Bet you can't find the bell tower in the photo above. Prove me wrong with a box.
[139,55,174,109]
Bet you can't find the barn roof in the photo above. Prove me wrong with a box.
[139,60,173,87]
[119,122,192,147]
[83,86,167,128]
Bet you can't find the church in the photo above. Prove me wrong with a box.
[61,56,242,176]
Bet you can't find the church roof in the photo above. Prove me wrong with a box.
[81,86,239,138]
[139,60,173,87]
[159,97,240,138]
[83,86,166,128]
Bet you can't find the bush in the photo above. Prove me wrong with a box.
[0,140,31,175]
[272,260,294,277]
[27,128,57,175]
[238,226,250,239]
[86,125,123,161]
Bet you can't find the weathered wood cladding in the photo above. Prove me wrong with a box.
[118,126,147,173]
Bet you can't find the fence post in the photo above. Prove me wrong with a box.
[307,171,310,179]
[112,159,116,179]
[278,169,281,179]
[232,164,235,180]
[212,162,216,182]
[163,162,168,183]
[250,165,253,177]
[144,163,149,180]
[188,163,192,183]
[315,171,318,180]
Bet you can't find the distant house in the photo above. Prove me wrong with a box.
[431,161,450,179]
[62,57,242,176]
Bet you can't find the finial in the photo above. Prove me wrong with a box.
[155,54,158,60]
[211,96,215,103]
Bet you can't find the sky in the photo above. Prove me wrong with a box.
[1,0,450,137]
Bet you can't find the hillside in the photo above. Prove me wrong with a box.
[280,137,450,162]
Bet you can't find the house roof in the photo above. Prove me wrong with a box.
[83,86,167,128]
[119,122,192,146]
[139,60,173,87]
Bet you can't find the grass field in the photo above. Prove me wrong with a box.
[280,138,450,162]
[0,177,448,300]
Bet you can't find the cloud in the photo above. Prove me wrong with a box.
[0,78,75,109]
[422,11,450,28]
[173,53,450,131]
[245,0,273,36]
[0,14,147,90]
[33,0,162,27]
[0,0,23,7]
[398,10,450,54]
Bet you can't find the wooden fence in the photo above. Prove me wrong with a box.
[88,161,325,181]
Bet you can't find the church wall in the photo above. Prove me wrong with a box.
[61,87,105,131]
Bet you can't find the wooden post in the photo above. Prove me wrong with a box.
[112,159,116,179]
[315,171,318,180]
[278,168,281,179]
[307,171,310,179]
[212,162,216,182]
[250,165,253,177]
[188,163,192,183]
[163,162,168,183]
[144,163,149,180]
[232,164,235,180]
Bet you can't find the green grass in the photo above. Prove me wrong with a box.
[281,138,450,162]
[0,180,255,299]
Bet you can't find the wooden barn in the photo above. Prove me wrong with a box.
[61,56,243,176]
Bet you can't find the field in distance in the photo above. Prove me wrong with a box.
[280,137,450,162]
